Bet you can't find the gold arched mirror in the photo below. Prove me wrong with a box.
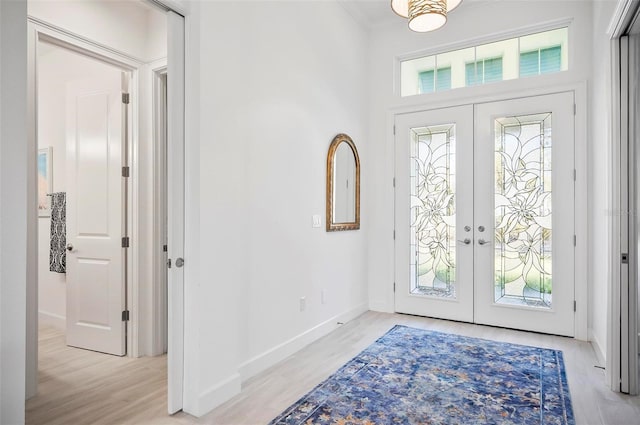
[326,133,360,231]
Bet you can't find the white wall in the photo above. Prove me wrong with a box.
[0,0,28,423]
[5,0,620,420]
[36,46,124,329]
[366,1,598,336]
[146,7,168,61]
[28,0,166,62]
[182,0,369,415]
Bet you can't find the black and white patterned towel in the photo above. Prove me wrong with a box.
[49,192,66,274]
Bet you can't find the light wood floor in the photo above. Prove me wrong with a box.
[26,311,640,425]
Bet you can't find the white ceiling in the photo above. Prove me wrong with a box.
[337,0,402,29]
[337,0,517,31]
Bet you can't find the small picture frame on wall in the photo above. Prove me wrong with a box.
[38,147,53,217]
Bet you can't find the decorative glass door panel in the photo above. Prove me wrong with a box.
[411,124,457,299]
[395,92,575,337]
[395,106,474,323]
[475,93,575,336]
[494,113,553,308]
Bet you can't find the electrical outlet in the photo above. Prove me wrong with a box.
[312,215,321,228]
[299,296,306,312]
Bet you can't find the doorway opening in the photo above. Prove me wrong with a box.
[25,0,184,420]
[36,42,135,355]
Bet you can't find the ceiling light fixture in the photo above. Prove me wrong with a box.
[391,0,463,32]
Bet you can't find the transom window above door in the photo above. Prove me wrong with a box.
[400,27,568,97]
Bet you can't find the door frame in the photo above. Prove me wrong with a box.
[609,0,640,395]
[389,82,588,341]
[28,17,140,354]
[26,1,187,412]
[151,60,168,356]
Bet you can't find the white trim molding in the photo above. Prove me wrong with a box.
[38,311,65,330]
[607,0,640,395]
[590,328,607,368]
[193,374,242,418]
[608,35,623,392]
[608,0,640,37]
[238,304,369,382]
[187,305,369,417]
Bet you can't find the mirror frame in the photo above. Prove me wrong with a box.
[326,133,360,232]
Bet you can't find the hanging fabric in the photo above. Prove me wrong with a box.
[49,192,66,273]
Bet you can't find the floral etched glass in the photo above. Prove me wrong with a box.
[494,113,552,308]
[410,124,456,299]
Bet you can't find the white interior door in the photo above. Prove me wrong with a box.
[395,92,575,337]
[167,10,185,414]
[394,105,474,322]
[474,92,575,337]
[66,71,126,356]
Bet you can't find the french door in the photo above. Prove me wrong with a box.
[394,92,575,337]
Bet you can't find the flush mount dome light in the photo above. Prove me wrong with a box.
[391,0,463,33]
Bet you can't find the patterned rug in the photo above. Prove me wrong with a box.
[269,325,574,425]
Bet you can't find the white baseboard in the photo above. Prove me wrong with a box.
[238,303,368,382]
[190,373,241,417]
[38,311,65,330]
[589,328,606,367]
[369,299,393,313]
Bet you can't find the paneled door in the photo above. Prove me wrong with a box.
[65,70,126,355]
[395,92,576,336]
[394,105,475,323]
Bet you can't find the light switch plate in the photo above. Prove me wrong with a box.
[312,215,321,228]
[300,296,306,312]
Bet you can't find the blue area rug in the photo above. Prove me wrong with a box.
[269,325,574,425]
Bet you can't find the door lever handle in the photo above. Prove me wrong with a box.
[478,239,490,246]
[457,238,471,245]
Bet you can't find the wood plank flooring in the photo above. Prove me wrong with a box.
[26,311,640,424]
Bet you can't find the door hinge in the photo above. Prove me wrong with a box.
[573,235,576,246]
[122,93,130,104]
[393,125,396,135]
[622,253,629,264]
[393,177,396,188]
[122,166,130,177]
[167,258,172,268]
[163,244,168,252]
[573,300,576,312]
[573,169,576,181]
[393,230,396,240]
[122,310,130,321]
[122,236,130,248]
[394,282,396,292]
[573,104,576,115]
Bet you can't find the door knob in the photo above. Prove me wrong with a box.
[457,238,471,245]
[478,239,490,246]
[66,243,74,252]
[464,226,471,232]
[478,225,485,232]
[175,257,184,268]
